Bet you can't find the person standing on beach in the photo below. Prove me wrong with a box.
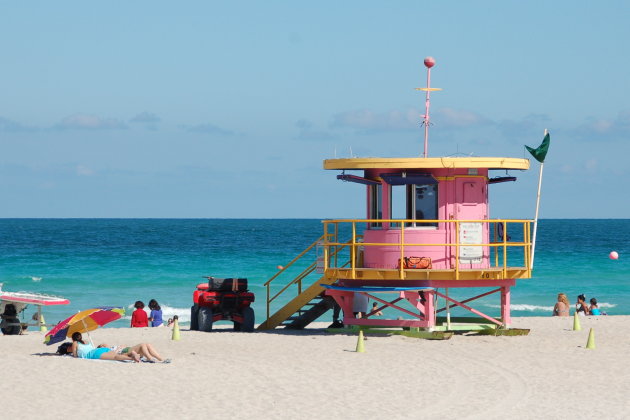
[552,293,570,317]
[576,294,589,316]
[131,301,149,327]
[353,292,369,318]
[148,299,163,327]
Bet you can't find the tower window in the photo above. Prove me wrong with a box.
[406,184,438,227]
[368,184,383,229]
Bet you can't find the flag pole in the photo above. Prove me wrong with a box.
[529,129,548,269]
[422,59,433,158]
[416,57,441,158]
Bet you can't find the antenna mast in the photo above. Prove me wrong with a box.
[416,57,441,158]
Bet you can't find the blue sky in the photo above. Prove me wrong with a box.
[1,1,629,218]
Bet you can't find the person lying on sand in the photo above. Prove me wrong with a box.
[58,333,171,363]
[67,332,141,362]
[116,342,170,363]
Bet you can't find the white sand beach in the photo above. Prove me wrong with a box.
[3,316,629,419]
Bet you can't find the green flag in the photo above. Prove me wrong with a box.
[525,133,550,163]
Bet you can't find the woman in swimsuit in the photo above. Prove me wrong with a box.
[117,342,169,363]
[70,332,141,362]
[576,294,589,316]
[552,293,570,317]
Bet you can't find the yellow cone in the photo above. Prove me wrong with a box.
[573,311,581,331]
[355,330,365,353]
[586,328,595,349]
[171,319,181,341]
[39,314,47,333]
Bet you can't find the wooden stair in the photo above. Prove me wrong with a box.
[257,275,337,330]
[282,295,335,329]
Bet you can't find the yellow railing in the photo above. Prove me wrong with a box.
[260,219,531,326]
[262,235,354,322]
[322,219,532,280]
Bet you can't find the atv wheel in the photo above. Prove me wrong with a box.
[190,304,199,331]
[240,306,255,332]
[198,307,213,332]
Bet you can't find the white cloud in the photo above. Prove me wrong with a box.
[0,116,37,132]
[56,114,127,130]
[330,108,418,133]
[295,119,334,141]
[76,165,95,176]
[573,111,630,140]
[592,119,614,133]
[329,107,493,134]
[130,112,161,124]
[585,158,598,172]
[181,123,233,136]
[435,107,489,128]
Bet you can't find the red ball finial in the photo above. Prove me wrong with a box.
[424,56,435,68]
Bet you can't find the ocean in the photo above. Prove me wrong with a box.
[0,219,627,327]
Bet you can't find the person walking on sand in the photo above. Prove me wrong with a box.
[552,293,570,317]
[148,299,163,327]
[131,301,149,327]
[576,294,589,316]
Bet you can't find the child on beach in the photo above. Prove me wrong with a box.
[552,293,570,317]
[131,301,149,328]
[589,298,601,315]
[166,315,178,328]
[148,299,163,327]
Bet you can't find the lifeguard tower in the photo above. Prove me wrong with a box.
[258,58,535,334]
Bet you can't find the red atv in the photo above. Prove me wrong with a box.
[190,277,255,332]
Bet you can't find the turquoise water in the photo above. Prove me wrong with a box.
[0,219,627,327]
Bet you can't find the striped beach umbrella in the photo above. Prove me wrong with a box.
[44,307,125,345]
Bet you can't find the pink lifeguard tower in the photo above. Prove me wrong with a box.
[259,58,535,335]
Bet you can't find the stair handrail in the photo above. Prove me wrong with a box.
[263,237,354,322]
[263,234,325,288]
[268,261,317,304]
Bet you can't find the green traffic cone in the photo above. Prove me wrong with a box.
[171,319,181,341]
[586,328,595,349]
[573,311,581,331]
[355,330,365,353]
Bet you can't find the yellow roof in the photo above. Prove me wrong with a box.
[323,157,530,170]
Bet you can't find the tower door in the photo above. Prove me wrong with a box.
[454,178,487,265]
